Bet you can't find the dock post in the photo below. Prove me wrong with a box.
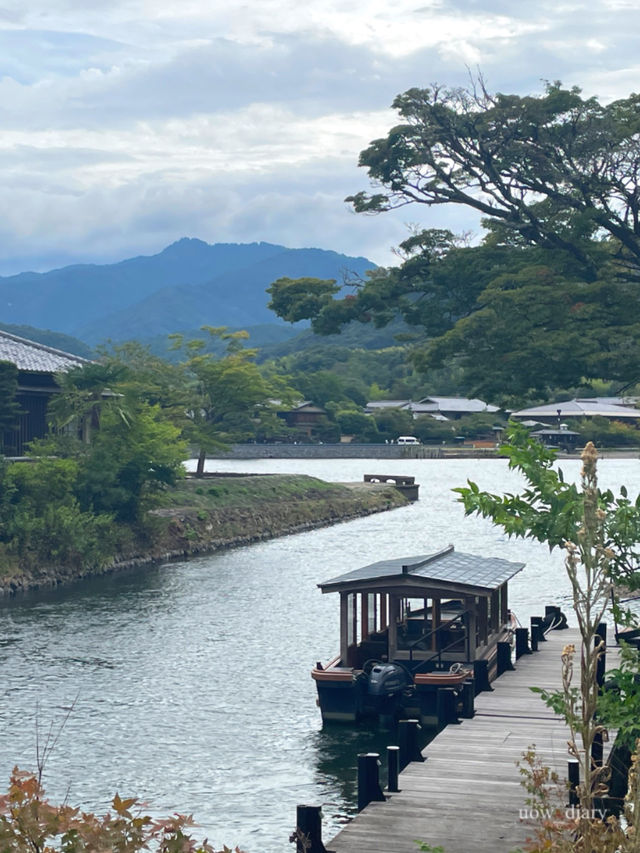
[357,753,385,812]
[398,719,423,769]
[293,805,327,853]
[436,687,458,728]
[529,619,539,652]
[473,659,492,694]
[568,760,580,807]
[596,622,607,690]
[387,745,400,792]
[592,731,603,767]
[515,627,530,658]
[460,679,475,718]
[497,641,514,676]
[531,616,546,642]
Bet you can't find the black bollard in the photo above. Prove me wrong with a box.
[357,753,385,812]
[592,731,604,767]
[473,659,492,694]
[531,616,547,642]
[529,619,539,652]
[293,805,328,853]
[398,719,423,769]
[568,760,580,807]
[460,679,475,718]
[387,745,400,793]
[515,627,530,659]
[497,641,514,676]
[436,687,458,728]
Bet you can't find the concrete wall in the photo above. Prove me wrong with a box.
[208,443,443,459]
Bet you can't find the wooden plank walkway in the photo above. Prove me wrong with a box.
[328,628,619,853]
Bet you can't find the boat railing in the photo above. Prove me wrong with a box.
[405,610,472,669]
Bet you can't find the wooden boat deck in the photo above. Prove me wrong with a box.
[328,627,619,853]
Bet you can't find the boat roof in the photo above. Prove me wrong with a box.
[319,545,524,596]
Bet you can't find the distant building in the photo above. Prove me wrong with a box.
[278,401,327,438]
[0,330,89,455]
[530,427,581,451]
[365,396,500,420]
[510,398,640,425]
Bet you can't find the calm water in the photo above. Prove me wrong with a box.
[0,456,638,852]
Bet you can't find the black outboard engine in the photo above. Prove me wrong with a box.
[368,663,412,699]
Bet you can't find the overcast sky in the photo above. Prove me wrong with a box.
[1,0,639,274]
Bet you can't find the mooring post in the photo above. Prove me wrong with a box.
[398,719,423,769]
[436,687,458,728]
[529,618,539,652]
[357,753,385,812]
[568,759,580,807]
[596,622,607,690]
[592,731,604,767]
[473,659,492,694]
[387,745,400,792]
[515,627,530,658]
[293,805,327,853]
[531,615,546,642]
[497,641,514,676]
[460,679,475,718]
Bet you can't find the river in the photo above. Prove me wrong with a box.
[0,455,637,852]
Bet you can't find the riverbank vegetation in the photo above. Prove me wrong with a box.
[0,331,406,589]
[0,461,405,593]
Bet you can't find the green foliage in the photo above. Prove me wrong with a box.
[0,767,241,852]
[172,326,297,472]
[596,643,640,748]
[268,81,640,400]
[0,361,22,452]
[266,276,340,323]
[1,459,115,568]
[574,416,640,448]
[348,81,640,274]
[411,416,454,444]
[371,407,419,442]
[335,410,379,441]
[74,404,186,522]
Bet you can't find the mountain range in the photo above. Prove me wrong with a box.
[0,238,376,347]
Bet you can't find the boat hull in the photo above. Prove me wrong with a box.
[312,667,364,722]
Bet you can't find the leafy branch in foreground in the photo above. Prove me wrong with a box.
[0,767,243,853]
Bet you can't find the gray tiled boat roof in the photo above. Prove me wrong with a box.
[0,330,88,373]
[319,545,524,592]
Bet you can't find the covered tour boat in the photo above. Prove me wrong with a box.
[312,545,524,724]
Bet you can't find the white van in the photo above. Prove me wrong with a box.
[397,435,420,445]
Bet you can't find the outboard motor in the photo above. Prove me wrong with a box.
[368,663,412,698]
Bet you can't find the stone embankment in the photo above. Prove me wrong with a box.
[0,475,408,596]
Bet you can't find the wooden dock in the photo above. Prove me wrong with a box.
[327,627,618,853]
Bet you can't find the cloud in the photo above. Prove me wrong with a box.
[0,0,640,276]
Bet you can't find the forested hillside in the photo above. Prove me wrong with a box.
[0,239,375,345]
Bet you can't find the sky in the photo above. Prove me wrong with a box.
[1,0,640,275]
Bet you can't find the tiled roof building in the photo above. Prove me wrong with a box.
[0,330,89,455]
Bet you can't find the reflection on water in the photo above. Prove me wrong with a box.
[0,457,638,852]
[312,719,436,824]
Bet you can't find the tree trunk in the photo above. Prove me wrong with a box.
[196,447,206,477]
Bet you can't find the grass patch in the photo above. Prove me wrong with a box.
[162,474,347,510]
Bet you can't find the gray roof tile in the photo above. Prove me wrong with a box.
[0,330,88,373]
[320,545,524,592]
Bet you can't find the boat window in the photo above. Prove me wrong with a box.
[367,593,376,635]
[347,593,356,646]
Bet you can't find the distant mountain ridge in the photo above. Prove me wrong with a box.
[0,239,376,345]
